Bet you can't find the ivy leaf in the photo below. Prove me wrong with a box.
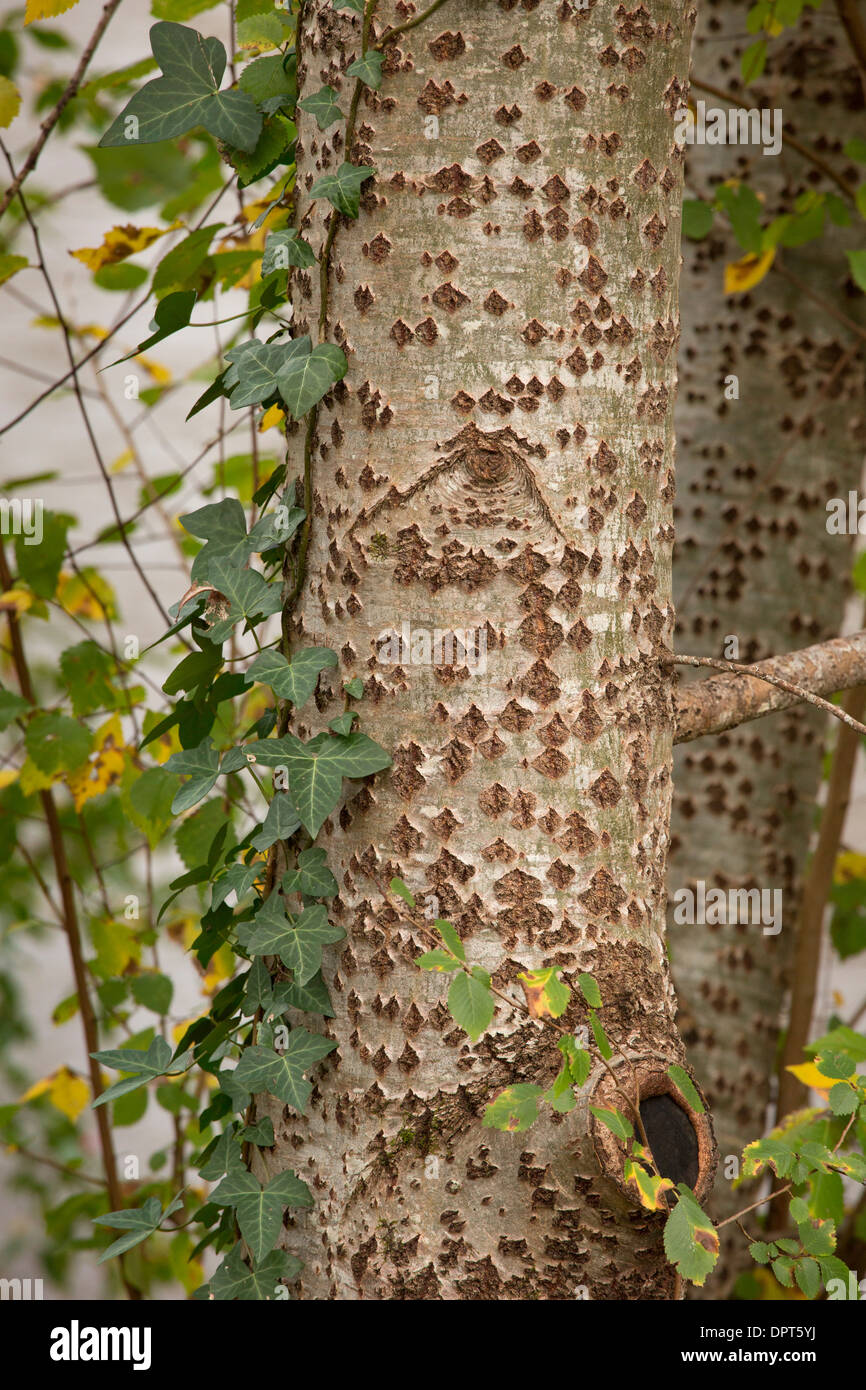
[250,792,302,851]
[268,972,334,1018]
[663,1186,720,1287]
[211,1168,312,1262]
[224,339,292,409]
[447,972,494,1041]
[334,0,364,11]
[164,736,221,813]
[245,646,337,707]
[99,21,262,153]
[93,1195,168,1262]
[233,1031,337,1113]
[298,84,343,130]
[309,160,375,218]
[210,1243,302,1301]
[91,1036,192,1107]
[483,1084,543,1133]
[276,341,348,420]
[347,52,383,90]
[261,228,317,276]
[281,846,339,898]
[199,557,283,644]
[109,289,196,368]
[240,898,344,985]
[249,730,391,836]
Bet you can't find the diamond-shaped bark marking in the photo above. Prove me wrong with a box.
[479,389,514,415]
[398,1043,421,1072]
[632,158,657,190]
[510,175,534,198]
[433,282,470,312]
[523,209,544,241]
[538,713,570,747]
[370,1045,391,1074]
[650,266,669,298]
[567,620,592,652]
[598,44,619,65]
[454,704,490,742]
[417,78,456,115]
[505,546,550,582]
[477,138,505,165]
[390,319,414,348]
[518,660,561,707]
[451,390,476,414]
[446,197,474,218]
[429,846,475,886]
[366,233,392,262]
[432,807,460,840]
[391,743,426,801]
[578,255,609,293]
[556,576,582,611]
[542,174,570,203]
[546,377,565,402]
[518,581,554,615]
[502,44,528,68]
[494,867,544,902]
[403,1001,425,1034]
[556,811,597,854]
[354,284,375,312]
[429,165,473,194]
[593,442,620,474]
[509,789,537,828]
[429,31,466,60]
[625,491,648,525]
[547,858,575,888]
[589,769,622,807]
[479,731,507,760]
[495,103,523,125]
[504,374,525,395]
[435,250,459,274]
[440,738,472,783]
[517,612,564,657]
[415,316,439,344]
[575,216,599,248]
[538,806,562,834]
[525,375,544,395]
[564,85,587,113]
[583,322,603,346]
[535,80,557,100]
[522,318,548,346]
[642,213,667,249]
[573,693,603,742]
[484,289,510,315]
[481,838,517,863]
[578,867,626,922]
[498,698,534,732]
[479,782,512,817]
[516,141,542,163]
[532,747,570,779]
[390,814,424,855]
[565,345,589,377]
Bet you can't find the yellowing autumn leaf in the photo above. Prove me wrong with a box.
[259,403,285,432]
[136,353,171,385]
[19,756,54,795]
[24,0,79,22]
[725,247,775,295]
[518,966,570,1019]
[786,1059,856,1095]
[56,569,116,620]
[624,1157,675,1211]
[834,851,866,884]
[66,714,128,810]
[0,75,21,129]
[0,769,19,790]
[202,941,235,995]
[70,223,176,273]
[0,587,33,616]
[21,1067,90,1121]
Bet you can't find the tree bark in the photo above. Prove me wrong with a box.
[259,0,708,1299]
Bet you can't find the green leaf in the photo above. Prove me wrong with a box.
[152,222,221,295]
[249,730,391,836]
[277,340,348,419]
[199,557,282,644]
[231,115,295,188]
[432,918,465,961]
[239,53,296,108]
[667,1064,705,1115]
[233,1030,337,1112]
[347,51,383,90]
[589,1106,633,1141]
[251,792,301,851]
[309,160,375,218]
[281,846,338,898]
[298,84,343,130]
[60,640,124,716]
[483,1084,543,1132]
[344,676,364,698]
[91,1036,192,1107]
[212,861,261,909]
[110,289,196,365]
[795,1257,821,1299]
[268,972,334,1018]
[224,338,293,409]
[334,0,364,11]
[416,948,461,972]
[25,713,90,775]
[15,511,70,598]
[389,876,415,908]
[245,646,337,707]
[211,1168,312,1262]
[261,228,316,274]
[0,253,28,286]
[828,1081,859,1116]
[94,1195,167,1262]
[210,1243,302,1300]
[240,897,345,985]
[0,682,28,730]
[164,736,220,813]
[663,1186,720,1287]
[749,1240,773,1265]
[577,972,602,1008]
[447,972,494,1041]
[99,21,262,153]
[847,250,866,293]
[589,1008,612,1060]
[130,973,174,1015]
[682,198,714,239]
[741,38,766,83]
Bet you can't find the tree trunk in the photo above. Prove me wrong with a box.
[668,0,866,1286]
[252,0,711,1299]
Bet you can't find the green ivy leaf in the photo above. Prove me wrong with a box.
[210,1243,302,1300]
[91,1036,192,1108]
[130,973,174,1015]
[99,22,262,152]
[164,737,221,813]
[250,792,302,851]
[245,646,337,707]
[309,160,375,218]
[94,1195,180,1263]
[261,228,316,275]
[240,898,345,985]
[232,1030,337,1112]
[347,51,383,91]
[199,557,283,643]
[447,972,494,1041]
[298,84,343,130]
[276,340,348,419]
[249,730,391,836]
[211,1168,312,1262]
[281,846,339,898]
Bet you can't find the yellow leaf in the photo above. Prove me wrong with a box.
[172,1015,204,1046]
[0,75,21,129]
[19,756,54,795]
[70,223,176,272]
[724,247,775,295]
[135,353,172,385]
[0,768,18,789]
[786,1059,856,1093]
[19,1075,53,1103]
[0,587,33,616]
[50,1067,90,1122]
[25,0,79,20]
[110,449,134,474]
[67,714,128,810]
[259,403,285,432]
[56,569,116,620]
[835,850,866,884]
[89,914,140,978]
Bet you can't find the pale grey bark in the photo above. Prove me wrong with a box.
[259,0,706,1299]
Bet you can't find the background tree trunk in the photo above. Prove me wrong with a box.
[668,0,866,1289]
[258,0,708,1299]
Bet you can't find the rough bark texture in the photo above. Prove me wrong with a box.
[668,0,866,1283]
[258,0,705,1300]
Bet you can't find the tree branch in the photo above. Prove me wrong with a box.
[670,633,866,743]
